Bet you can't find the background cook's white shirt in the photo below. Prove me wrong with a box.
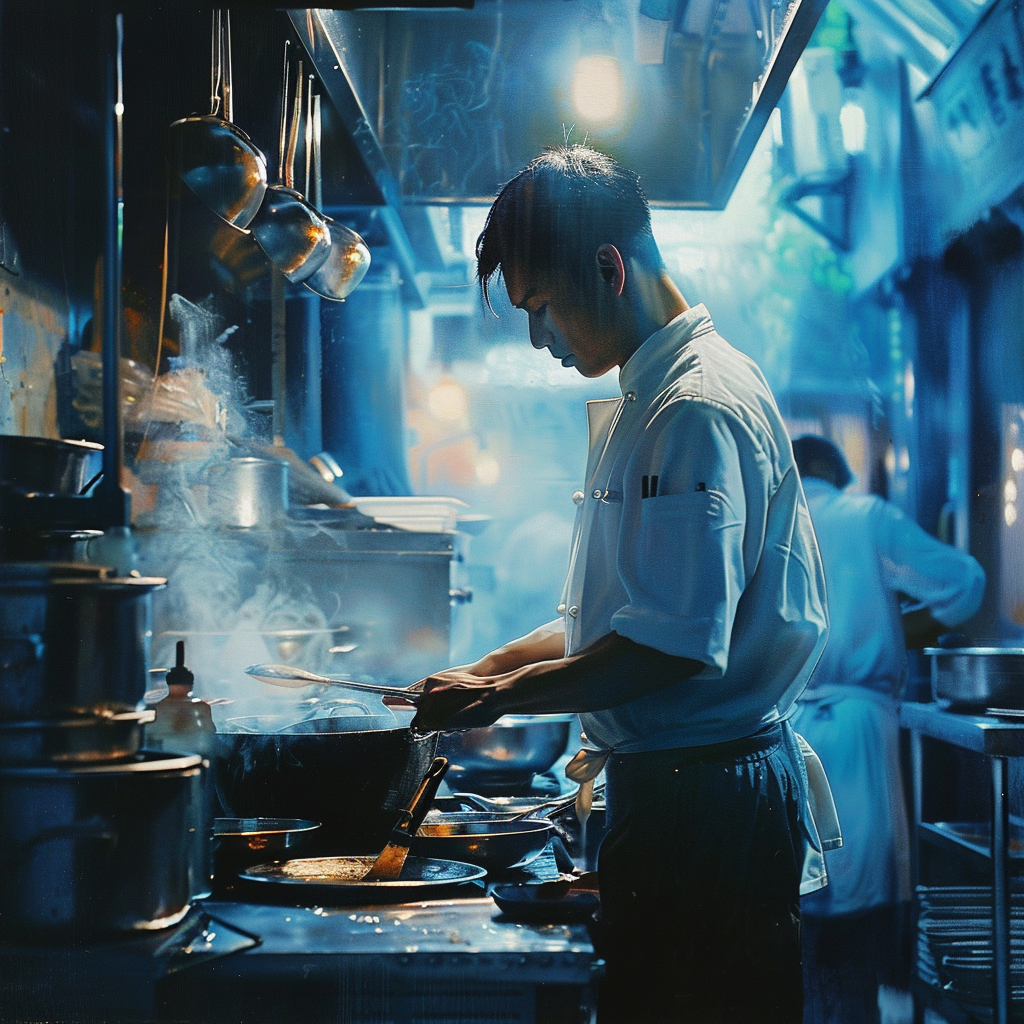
[563,305,829,753]
[801,477,985,695]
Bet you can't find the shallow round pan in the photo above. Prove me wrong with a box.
[213,817,321,872]
[238,854,486,905]
[491,883,600,924]
[412,817,554,871]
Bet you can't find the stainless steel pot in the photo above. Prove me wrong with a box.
[204,456,288,529]
[0,709,154,765]
[0,435,103,495]
[926,647,1024,709]
[436,715,573,791]
[0,563,166,721]
[0,752,211,937]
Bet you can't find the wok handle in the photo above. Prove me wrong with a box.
[393,757,449,839]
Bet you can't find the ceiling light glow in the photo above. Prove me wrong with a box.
[840,99,867,154]
[571,55,623,123]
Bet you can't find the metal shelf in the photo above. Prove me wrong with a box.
[921,821,1024,868]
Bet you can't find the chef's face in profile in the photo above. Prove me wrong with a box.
[504,260,620,379]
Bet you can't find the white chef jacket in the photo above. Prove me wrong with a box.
[559,305,829,754]
[801,477,985,696]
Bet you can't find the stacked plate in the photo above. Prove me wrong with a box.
[917,886,1024,1018]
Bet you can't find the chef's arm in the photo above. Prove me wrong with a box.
[412,631,704,730]
[461,619,567,676]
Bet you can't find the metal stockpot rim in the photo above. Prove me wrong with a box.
[0,751,201,778]
[925,647,1024,657]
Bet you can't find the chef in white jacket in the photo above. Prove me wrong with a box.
[413,146,837,1024]
[791,435,985,1024]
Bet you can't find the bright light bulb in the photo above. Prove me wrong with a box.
[475,455,501,486]
[1007,479,1018,503]
[427,380,468,422]
[571,55,622,123]
[1012,447,1024,473]
[840,99,867,154]
[1007,503,1018,527]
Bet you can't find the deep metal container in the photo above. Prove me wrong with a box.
[926,647,1024,710]
[0,752,211,937]
[0,563,166,721]
[437,715,574,792]
[0,709,154,765]
[0,435,102,495]
[204,456,289,529]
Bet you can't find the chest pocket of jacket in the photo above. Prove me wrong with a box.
[636,490,731,597]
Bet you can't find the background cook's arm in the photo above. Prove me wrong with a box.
[411,631,704,731]
[878,500,986,646]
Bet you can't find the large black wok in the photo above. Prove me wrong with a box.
[212,710,438,854]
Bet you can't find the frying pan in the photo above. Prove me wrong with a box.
[237,854,486,906]
[411,815,556,871]
[213,817,320,873]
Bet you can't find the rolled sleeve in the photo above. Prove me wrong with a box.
[611,402,747,671]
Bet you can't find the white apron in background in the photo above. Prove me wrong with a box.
[791,684,910,916]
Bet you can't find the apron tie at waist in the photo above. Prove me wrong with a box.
[568,722,842,895]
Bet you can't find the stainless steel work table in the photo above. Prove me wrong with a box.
[900,701,1024,1024]
[159,896,602,1024]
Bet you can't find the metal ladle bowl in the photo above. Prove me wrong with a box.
[167,115,268,230]
[302,218,370,300]
[249,185,332,283]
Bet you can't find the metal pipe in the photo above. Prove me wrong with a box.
[98,7,127,527]
[992,755,1010,1024]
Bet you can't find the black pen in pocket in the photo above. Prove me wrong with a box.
[650,475,658,497]
[642,475,649,499]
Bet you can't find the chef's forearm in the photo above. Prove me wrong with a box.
[468,619,566,676]
[490,632,704,716]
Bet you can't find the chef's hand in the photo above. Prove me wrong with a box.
[411,669,506,731]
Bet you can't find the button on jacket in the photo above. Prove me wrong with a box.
[559,304,829,755]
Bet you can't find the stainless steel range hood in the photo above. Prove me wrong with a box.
[293,0,827,209]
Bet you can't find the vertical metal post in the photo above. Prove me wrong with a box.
[271,268,287,448]
[908,728,927,1024]
[992,755,1010,1024]
[98,6,128,526]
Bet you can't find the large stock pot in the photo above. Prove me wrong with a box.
[0,563,165,721]
[0,752,211,937]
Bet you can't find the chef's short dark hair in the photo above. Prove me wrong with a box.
[792,435,854,490]
[475,146,662,309]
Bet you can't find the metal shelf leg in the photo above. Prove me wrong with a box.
[992,755,1010,1024]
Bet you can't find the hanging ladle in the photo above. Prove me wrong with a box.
[245,663,421,703]
[249,44,332,284]
[167,10,268,230]
[301,89,371,301]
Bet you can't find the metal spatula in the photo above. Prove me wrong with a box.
[361,757,449,881]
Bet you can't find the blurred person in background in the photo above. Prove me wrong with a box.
[413,146,838,1024]
[791,435,985,1024]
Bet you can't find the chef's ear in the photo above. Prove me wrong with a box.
[596,244,625,297]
